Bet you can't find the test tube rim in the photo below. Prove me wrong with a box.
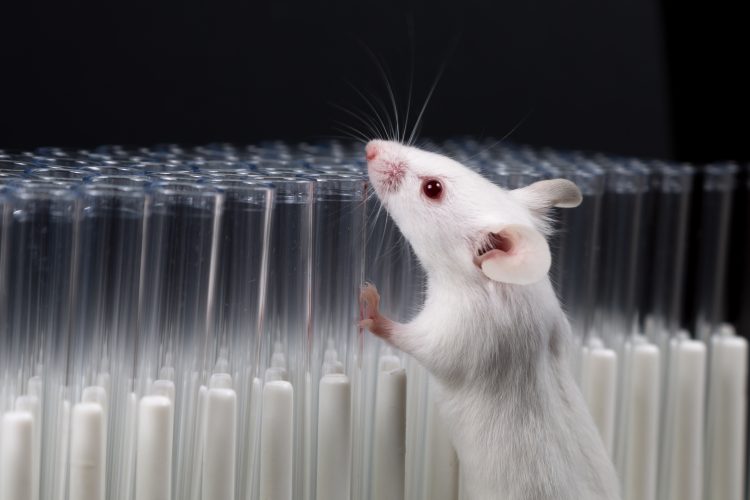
[75,182,149,200]
[85,174,151,187]
[148,180,222,197]
[6,180,79,200]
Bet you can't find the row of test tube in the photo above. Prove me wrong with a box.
[0,139,747,500]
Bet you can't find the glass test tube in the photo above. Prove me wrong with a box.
[137,181,224,499]
[738,165,750,338]
[0,186,11,412]
[205,179,273,500]
[308,172,367,499]
[1,182,79,499]
[595,159,650,348]
[204,180,274,374]
[67,183,147,498]
[546,159,606,342]
[640,162,694,347]
[690,163,738,341]
[309,173,367,373]
[262,176,315,374]
[67,184,147,383]
[263,176,314,500]
[137,181,225,378]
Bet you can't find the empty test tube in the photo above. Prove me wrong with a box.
[205,179,273,500]
[595,158,650,347]
[66,183,147,498]
[640,162,694,347]
[262,176,314,499]
[0,187,11,408]
[137,182,224,383]
[0,183,78,484]
[310,173,367,376]
[690,162,738,341]
[207,180,273,373]
[136,181,224,499]
[307,172,366,497]
[263,177,314,375]
[544,159,605,342]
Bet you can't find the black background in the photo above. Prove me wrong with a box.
[1,0,747,328]
[0,0,747,164]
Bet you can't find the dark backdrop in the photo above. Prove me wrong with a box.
[3,0,744,164]
[0,0,747,309]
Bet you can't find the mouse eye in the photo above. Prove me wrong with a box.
[421,179,443,201]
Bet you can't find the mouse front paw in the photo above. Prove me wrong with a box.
[359,283,392,340]
[360,282,380,317]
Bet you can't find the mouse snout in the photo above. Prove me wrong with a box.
[365,142,378,161]
[365,140,406,194]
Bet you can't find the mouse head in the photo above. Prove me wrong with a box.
[365,140,581,286]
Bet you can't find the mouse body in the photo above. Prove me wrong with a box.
[360,140,620,500]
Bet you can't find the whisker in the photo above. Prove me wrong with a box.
[333,124,371,144]
[369,92,398,142]
[463,108,535,162]
[345,81,391,141]
[407,32,462,146]
[402,17,416,145]
[310,133,365,145]
[406,64,444,146]
[330,101,383,140]
[331,121,369,142]
[328,133,367,144]
[358,41,400,141]
[332,119,371,141]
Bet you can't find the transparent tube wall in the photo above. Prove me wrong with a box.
[641,162,694,347]
[595,160,650,348]
[0,139,747,500]
[692,163,738,341]
[67,184,147,498]
[209,180,273,500]
[308,173,366,498]
[137,182,224,499]
[0,187,12,411]
[309,174,367,371]
[546,160,605,342]
[263,177,314,500]
[1,182,78,499]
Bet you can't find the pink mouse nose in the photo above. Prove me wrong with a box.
[365,143,378,161]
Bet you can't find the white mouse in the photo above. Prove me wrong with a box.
[360,139,620,500]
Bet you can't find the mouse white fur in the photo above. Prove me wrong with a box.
[360,140,620,500]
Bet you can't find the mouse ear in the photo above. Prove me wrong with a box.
[478,224,551,285]
[511,179,583,213]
